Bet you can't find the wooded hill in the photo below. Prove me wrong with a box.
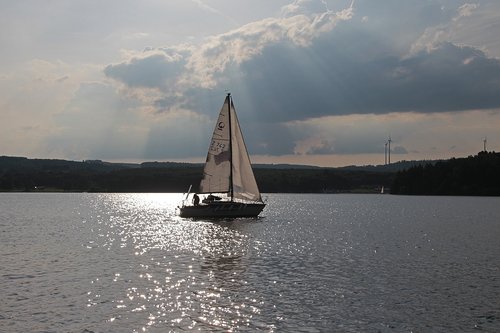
[391,151,500,196]
[2,153,498,195]
[0,156,393,193]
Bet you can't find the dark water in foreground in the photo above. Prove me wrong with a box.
[1,193,499,332]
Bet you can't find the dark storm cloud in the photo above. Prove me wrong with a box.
[101,1,500,125]
[104,52,185,89]
[244,122,297,155]
[236,33,500,123]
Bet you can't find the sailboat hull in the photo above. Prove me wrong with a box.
[178,202,265,218]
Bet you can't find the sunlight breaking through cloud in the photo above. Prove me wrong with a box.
[1,0,500,165]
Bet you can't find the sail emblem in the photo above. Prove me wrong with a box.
[217,121,225,130]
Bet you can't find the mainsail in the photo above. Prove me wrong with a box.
[199,99,231,193]
[199,95,261,202]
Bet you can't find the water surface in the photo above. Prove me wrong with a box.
[1,193,499,332]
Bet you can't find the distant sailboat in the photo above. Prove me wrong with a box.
[178,93,266,218]
[381,186,385,194]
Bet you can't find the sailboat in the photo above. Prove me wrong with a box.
[178,93,266,218]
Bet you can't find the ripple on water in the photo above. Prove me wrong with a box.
[1,193,500,332]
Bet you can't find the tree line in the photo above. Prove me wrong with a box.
[2,153,498,195]
[391,152,500,196]
[0,156,393,193]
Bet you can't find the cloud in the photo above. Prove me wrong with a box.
[5,0,499,164]
[104,1,353,93]
[45,82,143,159]
[96,0,500,161]
[43,80,219,160]
[104,51,186,89]
[304,139,336,155]
[0,59,103,157]
[237,39,500,123]
[244,122,297,156]
[103,1,500,125]
[281,0,328,17]
[142,112,212,159]
[278,109,500,159]
[455,3,480,21]
[392,146,408,154]
[410,2,480,54]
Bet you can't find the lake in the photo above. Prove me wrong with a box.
[1,193,499,332]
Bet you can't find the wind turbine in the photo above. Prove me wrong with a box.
[388,136,392,164]
[384,141,388,165]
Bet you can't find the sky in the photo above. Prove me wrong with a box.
[1,0,500,167]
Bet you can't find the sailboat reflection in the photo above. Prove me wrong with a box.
[189,220,265,330]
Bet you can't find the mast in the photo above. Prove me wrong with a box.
[227,93,234,201]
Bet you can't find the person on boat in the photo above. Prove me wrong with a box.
[192,194,200,206]
[203,194,221,204]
